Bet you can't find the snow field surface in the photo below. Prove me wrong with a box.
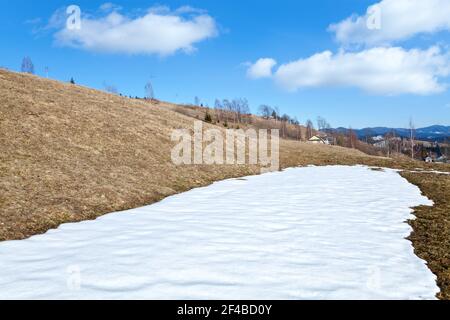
[0,166,439,299]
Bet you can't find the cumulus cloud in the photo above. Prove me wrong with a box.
[329,0,450,46]
[53,5,218,55]
[246,58,277,79]
[271,47,450,95]
[248,1,450,96]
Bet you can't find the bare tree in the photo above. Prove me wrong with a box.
[103,82,118,95]
[409,118,415,160]
[444,137,450,158]
[272,107,280,123]
[281,114,290,123]
[291,116,302,141]
[364,128,374,143]
[336,133,346,147]
[222,99,232,124]
[281,114,291,138]
[214,99,222,109]
[145,81,154,100]
[21,56,34,74]
[317,116,326,131]
[236,98,250,124]
[214,99,223,122]
[226,98,249,124]
[306,119,314,140]
[384,131,394,157]
[258,105,273,119]
[228,99,237,124]
[194,96,201,107]
[348,127,358,149]
[223,99,231,113]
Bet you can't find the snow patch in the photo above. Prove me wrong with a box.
[0,166,439,299]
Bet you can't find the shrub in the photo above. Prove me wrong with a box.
[205,112,212,123]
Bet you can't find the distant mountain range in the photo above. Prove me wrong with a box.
[329,125,450,142]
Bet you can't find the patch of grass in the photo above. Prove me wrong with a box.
[401,172,450,300]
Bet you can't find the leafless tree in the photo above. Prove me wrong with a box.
[237,98,250,123]
[306,119,314,140]
[280,114,291,138]
[409,118,415,160]
[194,96,201,107]
[297,125,303,141]
[224,98,250,124]
[258,105,273,119]
[21,56,34,74]
[272,107,280,123]
[214,99,222,109]
[281,114,290,122]
[384,131,393,157]
[221,99,232,124]
[348,128,358,149]
[317,116,326,131]
[364,128,374,143]
[222,99,231,113]
[291,116,302,141]
[336,134,346,147]
[228,99,237,124]
[103,82,118,95]
[214,99,223,122]
[145,81,154,100]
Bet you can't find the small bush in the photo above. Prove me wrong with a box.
[205,112,212,123]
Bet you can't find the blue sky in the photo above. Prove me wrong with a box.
[1,0,450,128]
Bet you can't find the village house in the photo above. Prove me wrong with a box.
[308,135,328,145]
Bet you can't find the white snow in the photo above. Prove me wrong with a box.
[0,166,439,300]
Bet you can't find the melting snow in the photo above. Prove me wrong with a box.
[0,166,439,299]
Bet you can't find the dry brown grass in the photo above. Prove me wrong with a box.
[1,69,449,298]
[401,172,450,300]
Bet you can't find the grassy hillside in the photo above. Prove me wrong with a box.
[0,68,380,241]
[0,69,449,298]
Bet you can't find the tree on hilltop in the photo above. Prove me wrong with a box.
[21,57,34,74]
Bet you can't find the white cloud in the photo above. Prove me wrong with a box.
[270,46,450,95]
[247,1,450,96]
[54,6,218,56]
[329,0,450,46]
[246,58,277,79]
[99,3,122,12]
